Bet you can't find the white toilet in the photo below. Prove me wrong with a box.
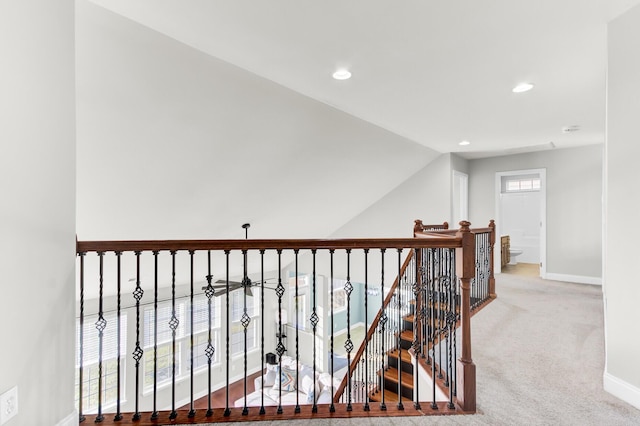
[509,248,523,265]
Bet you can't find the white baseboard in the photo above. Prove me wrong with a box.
[544,272,602,285]
[56,410,77,426]
[604,372,640,410]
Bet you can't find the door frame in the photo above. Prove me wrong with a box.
[494,168,547,277]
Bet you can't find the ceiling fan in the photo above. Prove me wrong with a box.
[202,223,276,297]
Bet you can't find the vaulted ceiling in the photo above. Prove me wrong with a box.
[76,0,638,241]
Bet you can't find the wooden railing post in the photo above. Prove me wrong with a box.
[456,221,476,412]
[488,220,496,299]
[414,219,424,235]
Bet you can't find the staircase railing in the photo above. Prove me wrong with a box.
[415,219,496,310]
[332,247,416,408]
[75,224,482,424]
[334,220,496,412]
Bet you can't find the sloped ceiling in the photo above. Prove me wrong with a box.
[87,0,640,158]
[77,0,640,242]
[76,1,439,241]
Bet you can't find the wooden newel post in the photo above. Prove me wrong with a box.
[456,221,476,412]
[488,220,496,299]
[414,219,424,235]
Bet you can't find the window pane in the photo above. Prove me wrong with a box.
[189,297,219,334]
[193,331,219,369]
[231,321,257,356]
[506,181,520,191]
[144,342,181,389]
[520,180,532,190]
[532,178,541,189]
[75,358,122,413]
[231,290,258,322]
[77,313,128,366]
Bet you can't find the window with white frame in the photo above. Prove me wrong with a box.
[505,177,541,192]
[142,295,220,391]
[75,312,127,413]
[230,289,259,356]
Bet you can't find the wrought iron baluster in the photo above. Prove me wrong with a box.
[345,249,354,411]
[363,248,370,411]
[310,249,319,413]
[242,249,250,416]
[412,248,421,410]
[114,251,123,421]
[294,249,301,413]
[443,249,451,389]
[438,249,444,380]
[78,252,86,423]
[95,252,106,423]
[132,251,143,421]
[275,250,285,415]
[259,249,266,415]
[396,248,404,410]
[188,250,196,418]
[379,248,387,411]
[430,249,438,410]
[452,248,459,398]
[151,251,159,420]
[329,249,335,413]
[205,250,215,417]
[447,249,456,409]
[169,251,179,420]
[224,250,231,417]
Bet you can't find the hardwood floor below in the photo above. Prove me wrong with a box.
[178,370,263,411]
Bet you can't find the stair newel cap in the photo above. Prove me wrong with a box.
[489,219,495,229]
[458,221,471,232]
[413,219,424,235]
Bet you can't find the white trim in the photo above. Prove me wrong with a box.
[495,168,547,277]
[544,273,602,286]
[604,372,640,410]
[55,410,78,426]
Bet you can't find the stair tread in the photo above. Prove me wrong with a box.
[368,388,400,402]
[400,329,413,341]
[379,367,414,389]
[388,348,412,364]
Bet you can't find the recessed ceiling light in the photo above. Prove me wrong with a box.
[512,82,534,93]
[459,140,471,146]
[332,69,352,80]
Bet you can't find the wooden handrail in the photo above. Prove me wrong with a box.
[332,250,415,402]
[76,237,461,254]
[333,220,494,407]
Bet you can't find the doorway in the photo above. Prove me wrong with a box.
[452,170,469,226]
[495,169,546,277]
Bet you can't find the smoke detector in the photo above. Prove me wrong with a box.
[562,125,581,133]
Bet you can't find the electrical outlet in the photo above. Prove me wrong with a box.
[0,386,18,425]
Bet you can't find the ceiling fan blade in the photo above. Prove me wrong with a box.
[213,288,229,297]
[214,280,243,286]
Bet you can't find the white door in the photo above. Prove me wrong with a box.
[495,169,546,276]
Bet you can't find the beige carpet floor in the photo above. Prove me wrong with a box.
[202,273,640,425]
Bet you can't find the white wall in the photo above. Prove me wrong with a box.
[75,0,439,243]
[330,153,456,239]
[0,1,76,424]
[604,3,640,409]
[468,145,603,280]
